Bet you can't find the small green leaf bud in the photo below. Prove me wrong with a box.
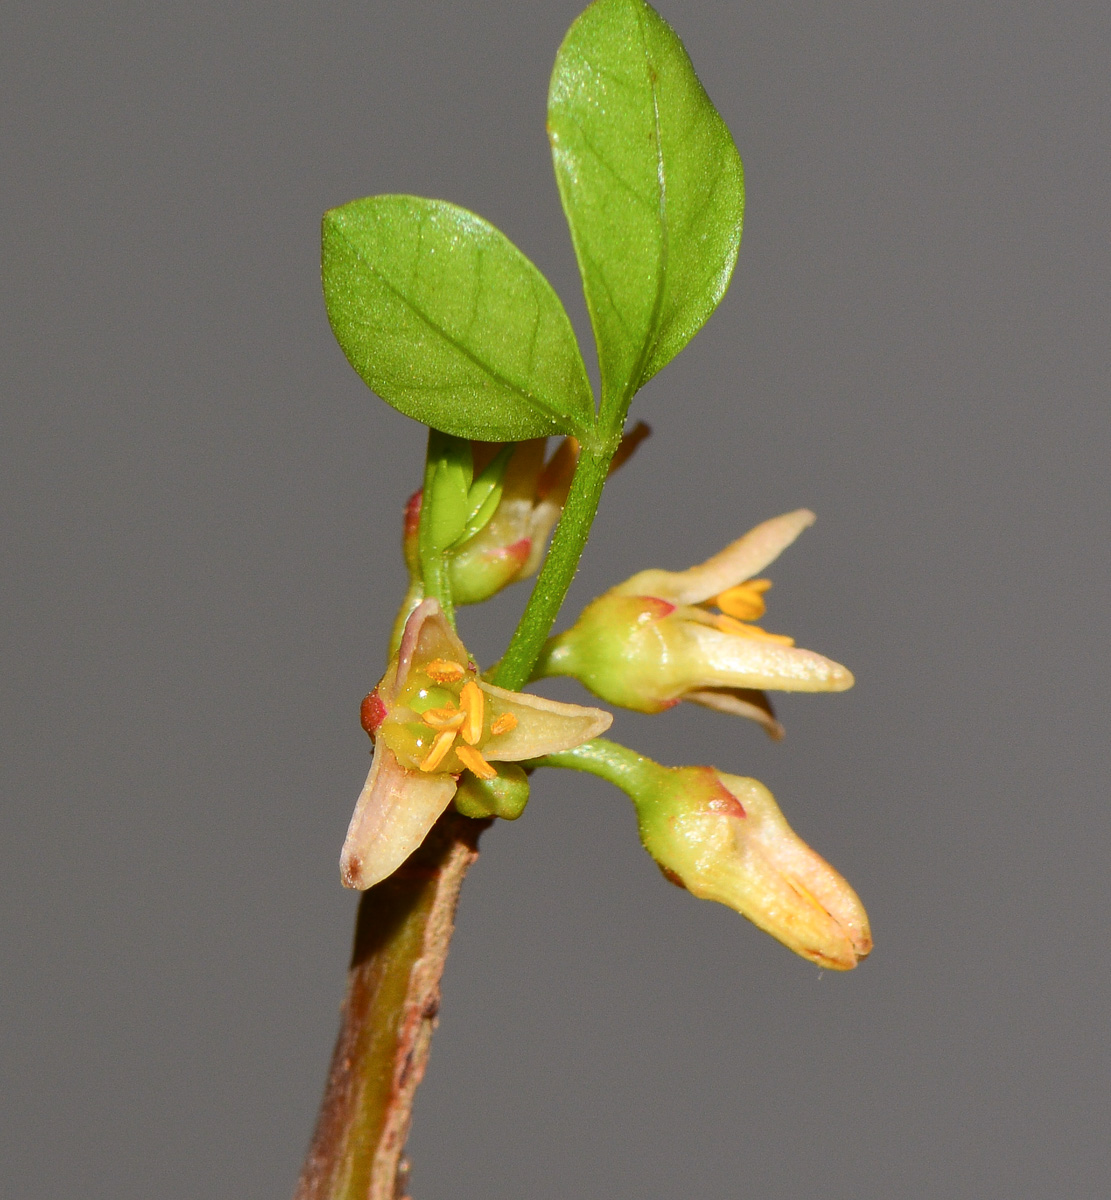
[424,434,473,552]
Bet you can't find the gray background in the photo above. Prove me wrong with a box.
[3,1,1108,1197]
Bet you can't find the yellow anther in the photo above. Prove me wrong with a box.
[419,728,458,772]
[489,711,518,737]
[425,658,466,684]
[713,579,772,621]
[459,680,485,745]
[421,705,466,731]
[455,743,497,780]
[713,613,795,646]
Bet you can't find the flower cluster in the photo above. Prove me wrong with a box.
[402,424,650,609]
[343,471,869,968]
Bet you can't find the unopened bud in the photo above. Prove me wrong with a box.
[632,764,871,969]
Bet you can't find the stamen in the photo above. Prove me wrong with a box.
[713,613,795,646]
[425,658,466,684]
[459,680,485,745]
[713,579,772,621]
[455,744,497,780]
[419,728,457,772]
[786,876,827,915]
[421,706,466,731]
[489,712,518,736]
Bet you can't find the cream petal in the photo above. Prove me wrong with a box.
[684,688,785,739]
[477,682,612,759]
[340,744,458,890]
[683,623,854,693]
[613,509,816,605]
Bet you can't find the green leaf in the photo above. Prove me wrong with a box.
[548,0,744,424]
[323,196,595,440]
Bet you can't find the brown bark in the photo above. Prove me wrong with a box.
[295,811,489,1200]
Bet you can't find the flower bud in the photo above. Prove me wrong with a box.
[631,763,871,969]
[453,764,530,820]
[401,426,650,607]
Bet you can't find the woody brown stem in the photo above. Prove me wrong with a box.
[295,810,490,1200]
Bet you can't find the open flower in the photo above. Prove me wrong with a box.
[534,509,852,737]
[631,762,871,969]
[342,598,611,889]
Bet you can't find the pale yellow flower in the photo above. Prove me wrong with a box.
[536,509,852,737]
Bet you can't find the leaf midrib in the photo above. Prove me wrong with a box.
[602,1,669,425]
[333,221,587,434]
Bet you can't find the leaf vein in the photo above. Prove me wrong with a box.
[337,228,572,430]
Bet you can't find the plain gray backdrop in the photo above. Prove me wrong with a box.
[3,1,1109,1197]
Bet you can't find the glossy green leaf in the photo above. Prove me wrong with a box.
[323,196,595,440]
[548,0,744,423]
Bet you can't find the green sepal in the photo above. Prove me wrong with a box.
[453,764,531,820]
[451,444,514,549]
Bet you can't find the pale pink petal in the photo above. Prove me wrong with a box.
[613,509,816,604]
[395,598,471,691]
[477,682,612,759]
[340,744,458,890]
[684,688,785,739]
[521,498,563,577]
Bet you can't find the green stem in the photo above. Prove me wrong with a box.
[531,737,661,799]
[493,436,617,691]
[417,429,456,629]
[294,811,489,1200]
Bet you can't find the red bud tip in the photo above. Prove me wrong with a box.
[639,596,676,620]
[403,489,423,538]
[503,537,531,565]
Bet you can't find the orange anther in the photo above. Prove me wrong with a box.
[455,744,497,780]
[713,613,795,646]
[713,579,772,621]
[425,658,466,684]
[489,711,518,736]
[421,705,465,731]
[419,728,458,772]
[459,680,485,745]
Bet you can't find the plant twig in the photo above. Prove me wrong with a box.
[493,435,617,691]
[295,810,490,1200]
